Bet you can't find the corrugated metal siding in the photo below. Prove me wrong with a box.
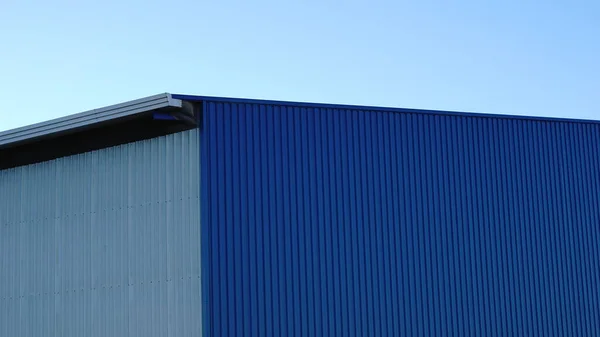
[0,129,202,337]
[201,101,600,336]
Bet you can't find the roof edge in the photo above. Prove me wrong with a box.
[0,93,182,148]
[173,94,600,126]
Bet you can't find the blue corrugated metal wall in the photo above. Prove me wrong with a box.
[200,99,600,336]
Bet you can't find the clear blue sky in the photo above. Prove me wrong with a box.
[1,0,598,131]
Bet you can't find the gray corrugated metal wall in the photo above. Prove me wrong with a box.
[0,129,201,337]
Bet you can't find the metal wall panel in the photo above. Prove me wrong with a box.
[0,129,201,337]
[201,100,600,336]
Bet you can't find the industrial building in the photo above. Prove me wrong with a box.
[1,93,599,336]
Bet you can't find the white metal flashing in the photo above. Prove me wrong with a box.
[0,93,182,147]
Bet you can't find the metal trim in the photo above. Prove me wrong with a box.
[173,94,600,126]
[0,93,182,147]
